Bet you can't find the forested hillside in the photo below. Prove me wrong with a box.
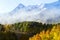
[29,24,60,40]
[0,22,59,40]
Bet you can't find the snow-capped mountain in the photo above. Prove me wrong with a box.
[8,4,25,15]
[11,3,44,12]
[0,0,60,24]
[8,3,45,16]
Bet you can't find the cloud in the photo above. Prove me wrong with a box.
[39,8,60,24]
[0,3,60,24]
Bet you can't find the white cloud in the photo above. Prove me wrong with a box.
[0,3,60,24]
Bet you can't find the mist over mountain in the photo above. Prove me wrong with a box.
[43,0,60,24]
[0,0,60,24]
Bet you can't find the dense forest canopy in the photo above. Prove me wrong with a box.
[0,22,59,40]
[0,22,54,33]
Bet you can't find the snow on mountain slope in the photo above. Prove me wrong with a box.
[0,3,46,24]
[0,0,60,24]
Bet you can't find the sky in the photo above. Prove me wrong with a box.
[0,0,58,13]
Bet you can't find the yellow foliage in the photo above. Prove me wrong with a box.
[4,24,12,32]
[29,25,60,40]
